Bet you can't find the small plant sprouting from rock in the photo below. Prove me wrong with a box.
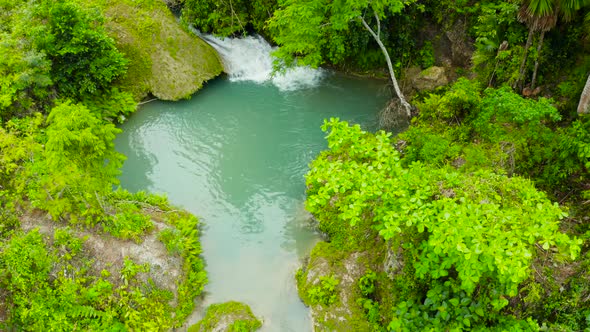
[357,269,383,329]
[358,269,377,297]
[308,275,340,306]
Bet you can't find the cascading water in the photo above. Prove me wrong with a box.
[199,33,324,91]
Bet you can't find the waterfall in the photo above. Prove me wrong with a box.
[198,33,324,91]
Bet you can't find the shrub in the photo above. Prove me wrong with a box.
[306,118,581,329]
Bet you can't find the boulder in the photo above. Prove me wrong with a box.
[188,302,262,332]
[96,0,223,101]
[406,66,449,92]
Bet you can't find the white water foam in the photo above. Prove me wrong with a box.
[199,33,324,91]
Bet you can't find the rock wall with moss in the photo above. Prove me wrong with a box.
[87,0,223,101]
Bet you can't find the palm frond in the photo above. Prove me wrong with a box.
[526,0,555,17]
[518,0,558,31]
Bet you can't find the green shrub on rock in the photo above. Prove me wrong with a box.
[305,118,581,330]
[188,301,262,332]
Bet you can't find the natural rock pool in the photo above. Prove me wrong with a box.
[115,36,388,331]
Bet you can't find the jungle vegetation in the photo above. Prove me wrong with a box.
[1,0,590,330]
[0,0,207,329]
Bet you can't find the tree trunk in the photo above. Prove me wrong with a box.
[514,27,534,92]
[578,73,590,115]
[530,31,545,90]
[359,14,411,118]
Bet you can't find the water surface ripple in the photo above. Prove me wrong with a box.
[115,75,387,331]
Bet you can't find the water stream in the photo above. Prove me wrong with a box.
[115,35,388,331]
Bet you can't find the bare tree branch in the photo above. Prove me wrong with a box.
[373,9,381,39]
[359,11,411,117]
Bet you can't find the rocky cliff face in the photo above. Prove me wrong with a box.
[89,0,223,101]
[419,19,474,69]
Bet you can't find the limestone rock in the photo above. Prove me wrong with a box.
[20,210,183,306]
[445,19,474,68]
[297,242,373,332]
[406,66,449,92]
[418,19,473,68]
[98,0,223,101]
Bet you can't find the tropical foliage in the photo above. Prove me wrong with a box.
[0,0,208,330]
[182,0,278,36]
[2,0,590,330]
[0,0,128,120]
[305,117,585,329]
[32,0,128,98]
[267,0,413,67]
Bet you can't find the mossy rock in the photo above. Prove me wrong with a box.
[15,198,207,330]
[297,206,399,331]
[188,301,262,332]
[84,0,223,101]
[297,241,376,331]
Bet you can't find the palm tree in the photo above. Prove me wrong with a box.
[514,0,588,92]
[514,0,556,92]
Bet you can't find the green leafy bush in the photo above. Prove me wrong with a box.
[32,0,128,98]
[474,86,560,135]
[418,41,435,69]
[0,0,129,120]
[82,88,137,123]
[403,79,590,193]
[417,78,482,122]
[470,1,524,87]
[53,227,85,259]
[163,209,207,321]
[26,101,124,221]
[357,269,384,330]
[104,210,153,242]
[0,37,52,119]
[158,228,183,254]
[306,118,581,329]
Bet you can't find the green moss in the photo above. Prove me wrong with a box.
[188,301,262,332]
[295,205,397,331]
[296,241,383,331]
[82,0,223,101]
